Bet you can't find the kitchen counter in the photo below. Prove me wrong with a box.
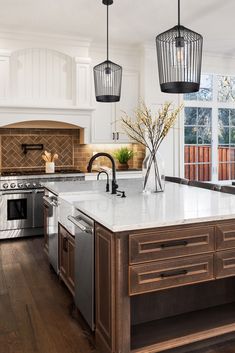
[46,179,235,232]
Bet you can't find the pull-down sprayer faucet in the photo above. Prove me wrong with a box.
[87,152,118,194]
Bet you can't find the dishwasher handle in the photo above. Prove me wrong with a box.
[43,196,59,207]
[67,215,93,233]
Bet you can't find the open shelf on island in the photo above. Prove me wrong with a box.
[131,302,235,353]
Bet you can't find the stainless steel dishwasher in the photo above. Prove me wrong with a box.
[68,210,95,331]
[43,191,59,274]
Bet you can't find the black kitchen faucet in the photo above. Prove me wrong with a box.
[87,152,118,194]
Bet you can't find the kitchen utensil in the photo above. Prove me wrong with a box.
[42,154,48,162]
[44,150,52,162]
[52,153,58,162]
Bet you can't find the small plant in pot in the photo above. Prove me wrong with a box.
[113,147,134,170]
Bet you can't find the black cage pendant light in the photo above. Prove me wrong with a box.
[156,0,203,94]
[93,0,122,102]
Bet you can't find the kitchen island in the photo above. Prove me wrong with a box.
[44,180,235,353]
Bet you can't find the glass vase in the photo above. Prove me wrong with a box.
[142,150,165,193]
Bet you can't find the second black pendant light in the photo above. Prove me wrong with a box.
[156,0,203,94]
[94,0,122,103]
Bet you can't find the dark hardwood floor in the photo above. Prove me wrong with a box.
[0,237,96,353]
[1,237,235,353]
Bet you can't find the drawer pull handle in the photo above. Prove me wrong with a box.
[160,240,188,249]
[160,269,188,278]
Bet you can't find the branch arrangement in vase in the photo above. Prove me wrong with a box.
[121,101,183,192]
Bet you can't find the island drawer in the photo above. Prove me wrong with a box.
[129,226,215,264]
[129,254,214,295]
[215,250,235,279]
[216,222,235,250]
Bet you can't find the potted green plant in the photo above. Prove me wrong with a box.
[113,147,134,170]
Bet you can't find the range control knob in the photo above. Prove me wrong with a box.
[32,183,37,187]
[18,183,24,188]
[2,183,9,189]
[25,183,31,188]
[10,183,16,188]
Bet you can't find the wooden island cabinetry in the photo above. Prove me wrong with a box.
[58,223,75,296]
[95,220,235,353]
[43,202,49,253]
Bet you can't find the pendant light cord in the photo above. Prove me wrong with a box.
[178,0,180,26]
[107,3,109,61]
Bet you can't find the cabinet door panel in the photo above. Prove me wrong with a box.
[67,238,75,293]
[43,205,49,253]
[116,71,139,143]
[95,225,116,352]
[59,229,68,279]
[92,103,115,143]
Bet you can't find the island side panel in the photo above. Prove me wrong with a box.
[95,224,130,353]
[115,231,131,353]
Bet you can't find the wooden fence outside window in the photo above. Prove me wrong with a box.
[184,145,235,181]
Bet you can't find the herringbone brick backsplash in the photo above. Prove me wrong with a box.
[0,129,76,170]
[0,128,145,171]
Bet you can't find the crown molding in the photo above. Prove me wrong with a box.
[0,28,92,49]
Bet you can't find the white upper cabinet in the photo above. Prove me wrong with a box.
[91,103,116,143]
[91,69,139,144]
[0,51,10,100]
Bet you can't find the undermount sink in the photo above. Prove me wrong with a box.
[62,191,109,203]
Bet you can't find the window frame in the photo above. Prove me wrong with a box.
[183,73,235,182]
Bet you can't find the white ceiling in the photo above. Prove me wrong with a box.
[0,0,234,55]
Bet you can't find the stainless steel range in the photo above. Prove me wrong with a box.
[0,171,85,239]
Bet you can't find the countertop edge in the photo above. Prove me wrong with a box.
[74,204,235,233]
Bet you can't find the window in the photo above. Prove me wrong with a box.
[184,74,213,102]
[218,108,235,180]
[184,74,235,181]
[184,107,212,181]
[184,74,213,181]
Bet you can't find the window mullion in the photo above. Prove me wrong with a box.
[212,74,218,181]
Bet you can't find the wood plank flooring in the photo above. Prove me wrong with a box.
[0,237,96,353]
[1,237,235,353]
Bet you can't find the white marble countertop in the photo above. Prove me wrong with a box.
[44,180,235,232]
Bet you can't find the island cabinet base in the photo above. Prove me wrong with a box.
[130,278,235,353]
[131,302,235,353]
[95,221,235,353]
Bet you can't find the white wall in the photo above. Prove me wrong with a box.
[140,45,181,177]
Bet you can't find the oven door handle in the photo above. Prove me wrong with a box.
[2,190,34,195]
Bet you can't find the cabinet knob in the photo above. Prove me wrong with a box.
[116,132,119,140]
[113,132,115,140]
